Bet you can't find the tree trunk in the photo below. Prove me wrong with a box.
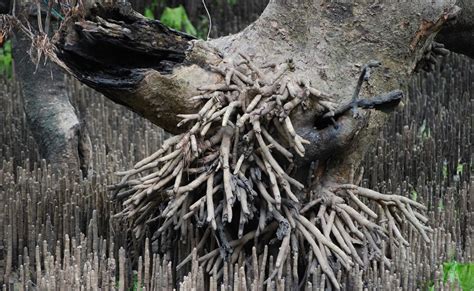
[45,0,464,288]
[52,0,458,178]
[12,7,92,176]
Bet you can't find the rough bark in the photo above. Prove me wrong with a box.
[51,0,458,179]
[12,7,92,176]
[40,1,466,286]
[53,3,222,133]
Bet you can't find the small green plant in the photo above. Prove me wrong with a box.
[144,0,159,20]
[144,7,155,20]
[143,2,210,38]
[0,40,13,78]
[423,280,435,291]
[411,190,418,202]
[132,273,140,291]
[160,5,197,36]
[456,163,464,176]
[443,261,474,290]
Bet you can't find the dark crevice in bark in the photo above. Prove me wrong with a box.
[436,0,474,59]
[436,28,474,60]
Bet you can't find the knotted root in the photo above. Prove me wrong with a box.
[111,54,429,290]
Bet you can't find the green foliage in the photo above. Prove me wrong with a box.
[227,0,237,5]
[422,279,435,291]
[456,163,464,176]
[143,2,198,37]
[411,190,418,202]
[0,40,13,78]
[443,261,474,290]
[132,273,140,291]
[144,7,155,20]
[143,0,161,20]
[160,5,197,36]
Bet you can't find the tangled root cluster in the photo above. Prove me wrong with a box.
[112,53,431,289]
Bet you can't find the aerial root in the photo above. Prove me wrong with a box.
[170,183,431,291]
[112,54,329,233]
[111,53,428,289]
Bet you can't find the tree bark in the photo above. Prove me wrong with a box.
[44,2,467,285]
[12,7,92,176]
[51,0,459,179]
[53,3,223,134]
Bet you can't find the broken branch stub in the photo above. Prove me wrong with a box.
[50,2,223,133]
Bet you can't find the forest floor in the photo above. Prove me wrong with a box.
[0,53,472,290]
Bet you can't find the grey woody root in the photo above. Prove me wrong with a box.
[111,53,430,290]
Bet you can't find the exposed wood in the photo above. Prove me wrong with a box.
[50,1,460,174]
[53,2,223,133]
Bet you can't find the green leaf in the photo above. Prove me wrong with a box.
[444,261,457,283]
[456,263,474,290]
[0,40,13,78]
[443,262,474,290]
[132,272,140,291]
[144,8,155,20]
[183,19,197,36]
[160,5,197,36]
[4,40,11,53]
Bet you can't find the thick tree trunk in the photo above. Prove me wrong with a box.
[12,8,92,176]
[52,0,458,179]
[213,0,460,176]
[44,1,466,287]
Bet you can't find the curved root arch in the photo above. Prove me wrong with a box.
[112,54,431,290]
